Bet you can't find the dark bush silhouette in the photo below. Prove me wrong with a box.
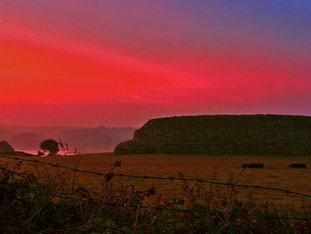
[40,139,59,156]
[0,140,14,153]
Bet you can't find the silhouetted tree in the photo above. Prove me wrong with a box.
[40,139,59,156]
[0,140,14,153]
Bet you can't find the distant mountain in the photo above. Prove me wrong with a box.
[0,125,137,153]
[57,126,137,153]
[9,132,47,150]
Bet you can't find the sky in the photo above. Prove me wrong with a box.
[0,0,310,127]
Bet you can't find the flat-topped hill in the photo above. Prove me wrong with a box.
[114,115,311,155]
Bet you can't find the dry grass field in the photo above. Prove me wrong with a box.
[1,153,311,207]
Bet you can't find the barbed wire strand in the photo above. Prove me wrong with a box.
[0,161,311,221]
[0,155,311,199]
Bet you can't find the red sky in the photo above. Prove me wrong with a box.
[0,1,311,127]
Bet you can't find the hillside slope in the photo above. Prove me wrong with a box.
[115,115,311,155]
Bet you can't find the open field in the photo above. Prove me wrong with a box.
[1,153,311,232]
[1,153,311,206]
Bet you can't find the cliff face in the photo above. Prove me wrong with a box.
[114,115,311,155]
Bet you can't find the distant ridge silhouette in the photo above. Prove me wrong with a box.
[0,126,137,153]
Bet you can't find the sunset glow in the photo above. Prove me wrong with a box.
[1,0,310,126]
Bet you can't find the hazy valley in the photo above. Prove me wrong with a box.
[0,125,137,154]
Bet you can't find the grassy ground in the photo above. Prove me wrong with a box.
[1,153,311,206]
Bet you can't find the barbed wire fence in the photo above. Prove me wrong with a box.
[0,154,311,222]
[1,155,310,198]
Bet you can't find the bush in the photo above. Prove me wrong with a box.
[39,139,59,156]
[0,140,14,153]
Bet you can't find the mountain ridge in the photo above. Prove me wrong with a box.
[0,125,137,153]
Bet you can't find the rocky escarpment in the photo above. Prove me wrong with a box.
[114,115,311,155]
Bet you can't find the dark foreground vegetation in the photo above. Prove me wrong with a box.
[0,159,310,233]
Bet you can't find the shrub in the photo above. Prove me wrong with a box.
[0,140,14,153]
[39,139,59,156]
